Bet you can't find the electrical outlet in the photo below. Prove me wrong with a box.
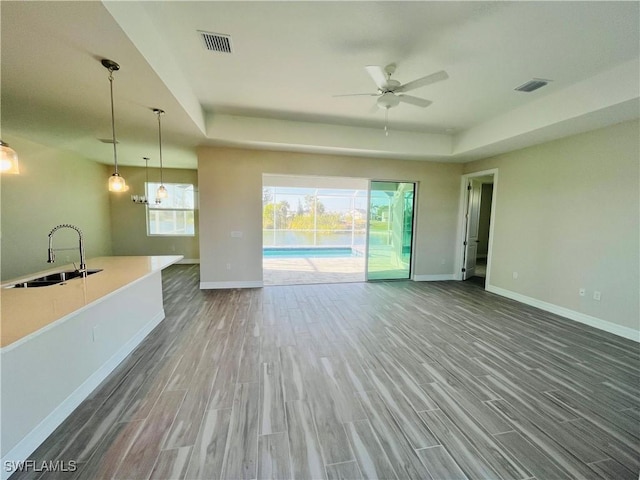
[92,326,98,342]
[593,291,601,301]
[579,288,586,297]
[512,271,519,279]
[226,263,232,270]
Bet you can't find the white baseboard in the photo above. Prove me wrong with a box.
[0,311,165,480]
[200,281,264,290]
[414,274,456,281]
[176,258,199,264]
[487,285,639,342]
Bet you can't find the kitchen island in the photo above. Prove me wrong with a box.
[0,255,182,477]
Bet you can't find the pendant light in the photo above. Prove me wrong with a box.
[102,59,127,192]
[131,157,151,204]
[0,141,19,174]
[153,108,168,202]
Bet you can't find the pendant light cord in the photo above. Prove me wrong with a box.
[108,69,119,174]
[157,110,164,185]
[385,107,389,136]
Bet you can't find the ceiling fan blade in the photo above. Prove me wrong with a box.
[365,65,388,90]
[395,70,449,93]
[398,95,432,108]
[333,93,379,97]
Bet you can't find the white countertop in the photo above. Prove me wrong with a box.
[0,256,182,348]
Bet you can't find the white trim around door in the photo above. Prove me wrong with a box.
[455,169,498,288]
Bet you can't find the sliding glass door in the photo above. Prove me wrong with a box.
[366,182,415,280]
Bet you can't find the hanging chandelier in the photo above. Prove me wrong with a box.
[102,59,127,192]
[131,157,159,204]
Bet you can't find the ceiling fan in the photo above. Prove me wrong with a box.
[335,63,449,111]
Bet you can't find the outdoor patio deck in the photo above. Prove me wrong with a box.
[263,255,365,285]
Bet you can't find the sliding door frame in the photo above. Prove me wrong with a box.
[365,179,418,281]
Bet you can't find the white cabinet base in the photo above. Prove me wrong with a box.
[1,272,165,480]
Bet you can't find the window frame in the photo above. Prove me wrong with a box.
[145,182,196,237]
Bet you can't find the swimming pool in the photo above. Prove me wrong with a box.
[263,247,360,258]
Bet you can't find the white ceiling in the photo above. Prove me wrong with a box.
[2,1,638,169]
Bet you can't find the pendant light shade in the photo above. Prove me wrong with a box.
[108,173,126,192]
[102,59,127,192]
[153,108,168,201]
[156,184,168,199]
[0,141,19,174]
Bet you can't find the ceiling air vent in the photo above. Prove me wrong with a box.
[515,78,551,93]
[199,31,232,54]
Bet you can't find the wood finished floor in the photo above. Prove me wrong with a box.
[12,265,640,480]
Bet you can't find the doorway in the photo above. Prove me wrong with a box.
[366,181,416,280]
[262,175,417,285]
[458,171,497,288]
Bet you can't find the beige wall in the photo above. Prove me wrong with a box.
[465,120,639,333]
[1,135,112,280]
[198,147,463,286]
[109,166,199,260]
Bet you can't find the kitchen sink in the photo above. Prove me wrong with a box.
[8,269,102,288]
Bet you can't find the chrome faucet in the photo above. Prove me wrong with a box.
[47,224,87,276]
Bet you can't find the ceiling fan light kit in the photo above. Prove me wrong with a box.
[377,92,400,109]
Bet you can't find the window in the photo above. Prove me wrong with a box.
[146,183,196,236]
[262,186,368,248]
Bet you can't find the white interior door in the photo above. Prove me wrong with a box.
[463,180,482,280]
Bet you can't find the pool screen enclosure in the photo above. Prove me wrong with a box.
[262,175,415,283]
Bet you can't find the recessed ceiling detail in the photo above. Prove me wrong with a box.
[2,1,638,169]
[198,31,232,54]
[515,79,552,93]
